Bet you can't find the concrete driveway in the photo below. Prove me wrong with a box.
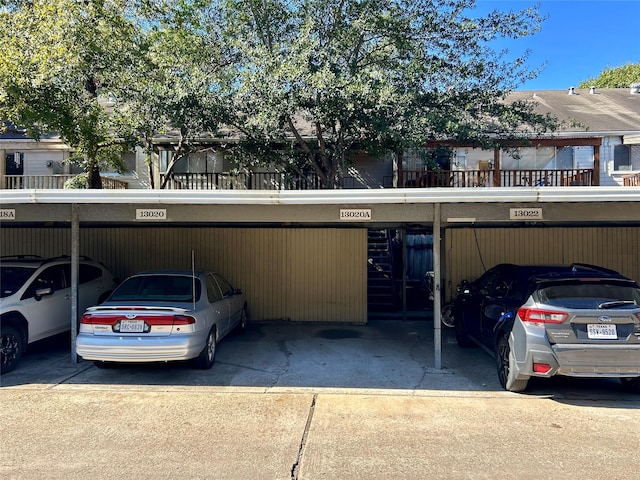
[2,320,639,479]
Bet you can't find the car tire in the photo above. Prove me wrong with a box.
[496,335,529,392]
[454,312,475,347]
[1,324,24,374]
[620,377,640,394]
[194,327,216,370]
[441,304,455,328]
[235,304,248,334]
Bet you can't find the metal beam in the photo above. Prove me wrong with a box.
[434,203,442,370]
[70,204,79,364]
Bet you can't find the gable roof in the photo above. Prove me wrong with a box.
[507,87,640,134]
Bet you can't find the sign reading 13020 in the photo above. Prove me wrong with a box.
[136,209,167,220]
[509,208,543,220]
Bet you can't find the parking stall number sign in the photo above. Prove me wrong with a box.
[136,209,167,221]
[509,208,543,221]
[340,209,372,221]
[0,209,16,220]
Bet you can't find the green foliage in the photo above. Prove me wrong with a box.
[219,0,557,187]
[0,0,147,187]
[1,0,558,189]
[578,63,640,89]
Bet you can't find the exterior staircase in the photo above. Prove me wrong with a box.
[367,229,397,312]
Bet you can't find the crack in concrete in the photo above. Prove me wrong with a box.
[290,394,317,480]
[271,339,292,388]
[49,364,94,389]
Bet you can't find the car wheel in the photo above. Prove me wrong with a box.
[620,377,640,394]
[441,304,455,328]
[235,304,248,334]
[194,327,216,369]
[454,312,475,347]
[496,335,529,392]
[1,324,24,374]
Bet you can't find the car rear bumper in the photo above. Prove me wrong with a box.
[76,334,204,363]
[521,344,640,378]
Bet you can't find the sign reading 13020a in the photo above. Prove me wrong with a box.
[340,209,372,221]
[136,209,167,220]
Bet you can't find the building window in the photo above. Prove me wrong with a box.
[614,145,630,170]
[5,152,24,175]
[159,150,172,173]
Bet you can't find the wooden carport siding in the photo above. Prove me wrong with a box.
[2,188,640,324]
[0,226,368,324]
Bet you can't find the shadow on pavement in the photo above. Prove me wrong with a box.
[2,320,639,404]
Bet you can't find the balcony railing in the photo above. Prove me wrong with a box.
[161,172,325,190]
[3,175,128,189]
[623,172,640,186]
[5,169,601,190]
[401,169,595,187]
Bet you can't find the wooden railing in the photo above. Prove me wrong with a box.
[401,169,594,188]
[161,172,325,190]
[623,172,640,186]
[3,175,128,189]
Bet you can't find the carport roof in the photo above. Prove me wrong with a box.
[1,187,639,227]
[1,186,639,204]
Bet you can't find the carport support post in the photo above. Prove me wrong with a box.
[70,204,79,364]
[433,203,442,370]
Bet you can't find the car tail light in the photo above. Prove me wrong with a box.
[533,363,552,374]
[81,314,118,325]
[173,315,196,325]
[518,307,568,324]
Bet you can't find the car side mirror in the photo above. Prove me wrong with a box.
[34,287,53,301]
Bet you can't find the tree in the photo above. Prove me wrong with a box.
[124,0,231,189]
[218,0,557,188]
[0,0,150,188]
[578,63,640,89]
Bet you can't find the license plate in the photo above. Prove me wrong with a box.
[587,324,617,339]
[119,319,145,333]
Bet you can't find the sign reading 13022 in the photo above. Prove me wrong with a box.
[136,209,167,220]
[510,208,543,220]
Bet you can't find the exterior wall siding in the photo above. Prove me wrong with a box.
[1,227,367,323]
[444,227,640,301]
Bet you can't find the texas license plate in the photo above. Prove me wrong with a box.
[587,324,617,339]
[119,319,145,333]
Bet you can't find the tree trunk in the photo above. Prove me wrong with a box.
[88,160,103,189]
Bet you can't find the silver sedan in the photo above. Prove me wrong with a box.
[76,270,247,369]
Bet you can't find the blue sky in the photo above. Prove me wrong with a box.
[474,0,640,90]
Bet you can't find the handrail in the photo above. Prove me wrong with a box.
[401,169,594,188]
[3,175,128,189]
[622,172,640,186]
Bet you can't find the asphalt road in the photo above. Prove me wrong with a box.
[2,320,639,479]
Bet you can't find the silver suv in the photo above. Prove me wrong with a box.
[453,263,640,393]
[1,255,116,373]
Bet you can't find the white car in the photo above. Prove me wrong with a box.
[1,255,116,373]
[76,270,247,369]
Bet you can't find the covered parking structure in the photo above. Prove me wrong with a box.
[1,187,640,369]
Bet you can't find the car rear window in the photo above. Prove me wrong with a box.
[109,275,201,302]
[534,280,640,309]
